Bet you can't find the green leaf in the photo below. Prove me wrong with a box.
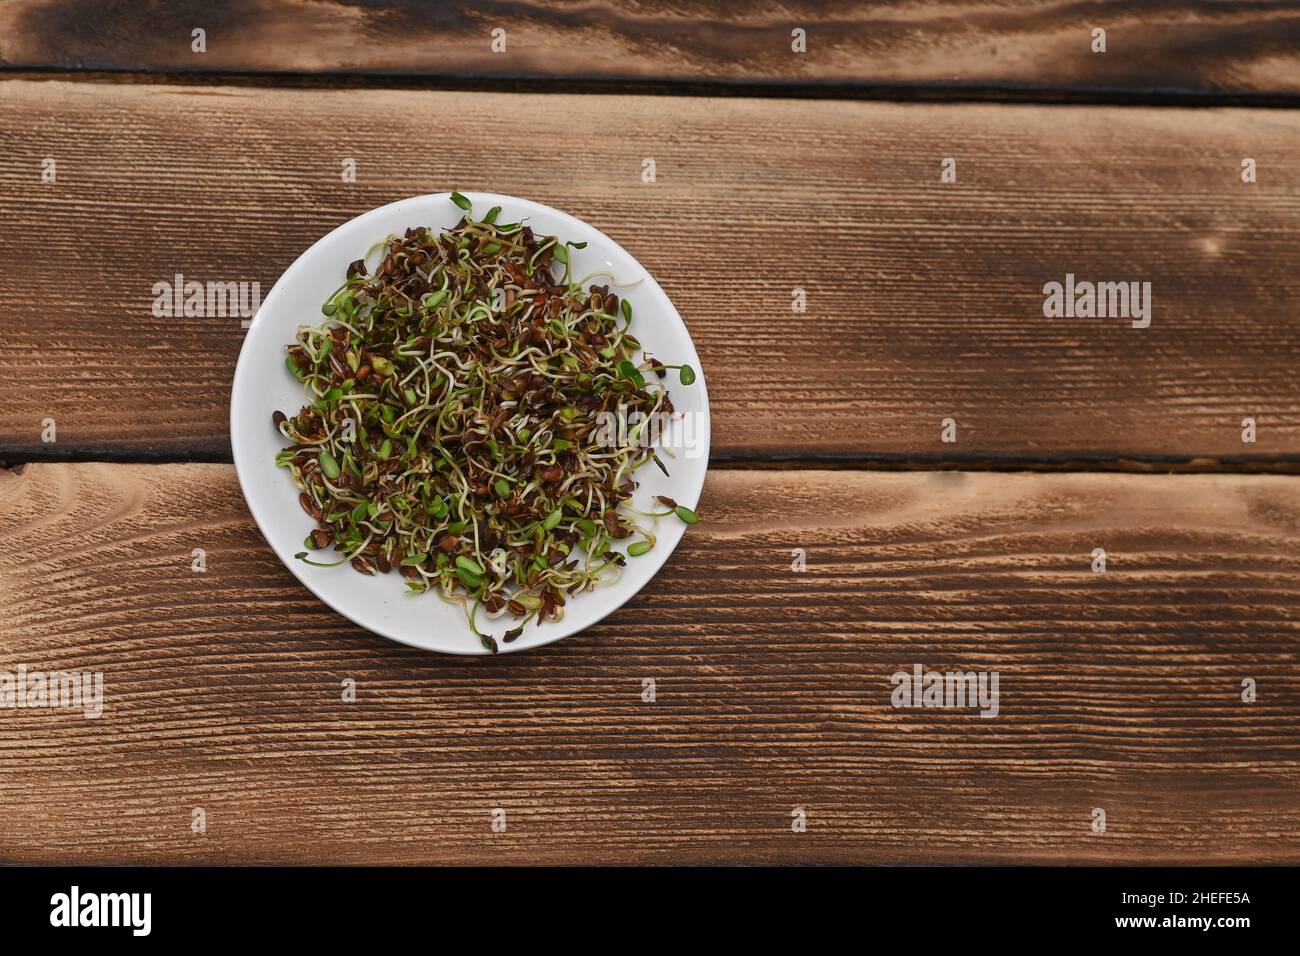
[628,540,653,557]
[450,190,472,210]
[674,505,699,524]
[456,556,486,576]
[483,206,501,224]
[552,243,568,264]
[618,360,645,388]
[318,449,341,479]
[456,566,482,590]
[679,364,697,386]
[285,354,300,376]
[621,299,632,323]
[493,477,511,499]
[543,509,563,531]
[401,553,429,566]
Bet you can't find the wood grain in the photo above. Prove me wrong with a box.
[2,80,1299,464]
[3,1,1300,100]
[2,462,1298,864]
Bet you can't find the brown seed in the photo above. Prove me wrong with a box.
[311,528,331,549]
[438,535,459,553]
[272,410,287,428]
[355,365,371,381]
[602,510,631,538]
[541,467,563,484]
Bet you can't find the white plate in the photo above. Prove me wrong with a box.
[230,193,710,654]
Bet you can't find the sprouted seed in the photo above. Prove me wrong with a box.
[274,193,699,652]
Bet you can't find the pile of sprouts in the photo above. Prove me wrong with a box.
[274,192,698,651]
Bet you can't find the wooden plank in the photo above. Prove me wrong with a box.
[3,80,1300,464]
[3,1,1300,99]
[2,463,1298,864]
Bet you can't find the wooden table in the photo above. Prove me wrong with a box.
[2,2,1298,866]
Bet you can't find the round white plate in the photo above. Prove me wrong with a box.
[230,193,710,654]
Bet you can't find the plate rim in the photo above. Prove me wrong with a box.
[229,191,711,655]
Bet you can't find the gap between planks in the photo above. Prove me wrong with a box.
[6,453,1300,475]
[10,69,1300,109]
